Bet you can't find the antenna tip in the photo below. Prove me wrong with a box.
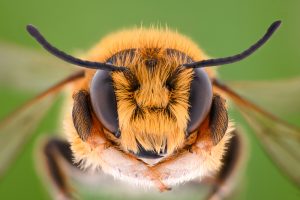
[26,24,39,36]
[274,20,282,25]
[272,20,282,30]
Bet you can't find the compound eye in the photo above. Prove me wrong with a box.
[90,70,120,137]
[187,68,213,134]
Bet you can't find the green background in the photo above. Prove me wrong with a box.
[0,0,300,199]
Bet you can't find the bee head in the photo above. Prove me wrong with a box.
[90,48,213,158]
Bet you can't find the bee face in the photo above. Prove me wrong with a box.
[90,46,213,158]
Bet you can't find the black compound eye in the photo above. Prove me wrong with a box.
[187,68,213,134]
[90,70,120,137]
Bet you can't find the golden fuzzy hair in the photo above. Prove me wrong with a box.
[75,27,215,155]
[112,50,194,154]
[87,27,205,62]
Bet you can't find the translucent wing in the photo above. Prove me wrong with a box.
[0,42,77,92]
[213,78,300,187]
[0,91,57,175]
[226,77,300,117]
[0,71,84,177]
[0,42,85,176]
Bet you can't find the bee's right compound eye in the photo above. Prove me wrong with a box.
[90,70,120,137]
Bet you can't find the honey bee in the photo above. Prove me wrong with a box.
[0,20,299,200]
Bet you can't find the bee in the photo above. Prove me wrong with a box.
[0,20,299,200]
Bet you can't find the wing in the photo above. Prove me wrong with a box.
[0,42,85,176]
[225,77,300,118]
[0,42,77,92]
[213,78,300,187]
[0,71,84,177]
[0,90,57,176]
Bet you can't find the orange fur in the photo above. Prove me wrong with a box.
[112,51,194,153]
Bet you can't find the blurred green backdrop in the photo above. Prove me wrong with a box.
[0,0,300,199]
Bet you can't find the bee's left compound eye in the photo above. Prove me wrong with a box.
[187,68,213,134]
[90,70,120,137]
